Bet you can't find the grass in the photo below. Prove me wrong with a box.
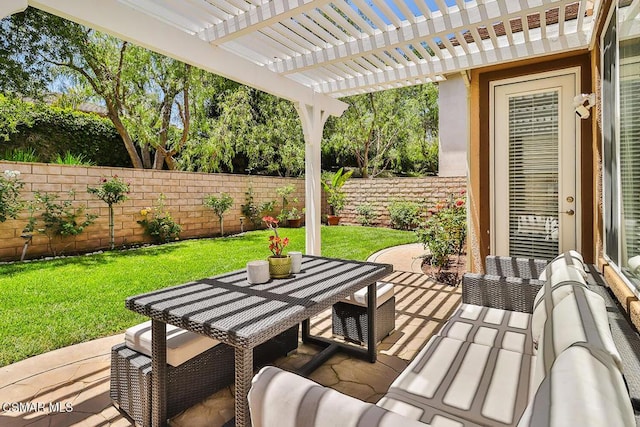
[0,226,416,366]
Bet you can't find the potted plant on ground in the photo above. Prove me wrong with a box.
[263,216,291,278]
[322,168,353,226]
[286,199,304,228]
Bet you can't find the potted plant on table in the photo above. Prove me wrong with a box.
[322,168,353,226]
[263,216,291,278]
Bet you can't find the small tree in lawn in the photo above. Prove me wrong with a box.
[204,193,234,237]
[87,176,130,250]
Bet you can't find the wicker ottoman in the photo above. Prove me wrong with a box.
[110,325,298,426]
[332,282,395,344]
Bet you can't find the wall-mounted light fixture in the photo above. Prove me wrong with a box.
[573,93,596,119]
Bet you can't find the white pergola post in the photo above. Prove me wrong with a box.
[0,0,27,19]
[296,102,332,256]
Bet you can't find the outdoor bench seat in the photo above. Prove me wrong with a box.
[247,252,636,427]
[110,322,298,427]
[332,281,395,344]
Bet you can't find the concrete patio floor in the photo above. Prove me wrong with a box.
[0,243,462,426]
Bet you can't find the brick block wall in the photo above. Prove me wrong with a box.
[0,161,304,260]
[337,176,467,227]
[0,162,466,260]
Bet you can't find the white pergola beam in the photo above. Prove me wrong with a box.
[205,0,333,45]
[271,0,578,75]
[27,0,347,117]
[314,26,589,96]
[0,0,27,19]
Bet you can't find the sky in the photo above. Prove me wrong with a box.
[355,0,467,27]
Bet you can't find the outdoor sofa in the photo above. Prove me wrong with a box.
[248,251,636,427]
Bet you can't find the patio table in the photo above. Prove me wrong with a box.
[125,255,393,427]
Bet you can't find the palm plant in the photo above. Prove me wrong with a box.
[322,167,353,217]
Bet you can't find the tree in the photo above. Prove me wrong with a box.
[324,84,439,177]
[0,94,33,141]
[204,193,234,237]
[179,86,306,176]
[87,176,130,250]
[0,8,195,170]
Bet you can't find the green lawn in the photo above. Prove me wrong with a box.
[0,226,415,366]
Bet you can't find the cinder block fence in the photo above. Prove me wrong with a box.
[0,161,466,261]
[0,161,304,260]
[338,176,466,227]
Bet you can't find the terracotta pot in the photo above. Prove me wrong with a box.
[327,215,341,226]
[267,255,291,278]
[288,218,303,228]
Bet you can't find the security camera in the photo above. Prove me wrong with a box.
[576,104,590,119]
[573,93,596,119]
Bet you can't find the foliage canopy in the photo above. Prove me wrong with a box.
[1,7,439,176]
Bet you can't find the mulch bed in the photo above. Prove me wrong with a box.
[421,253,467,286]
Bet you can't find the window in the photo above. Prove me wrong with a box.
[603,2,640,290]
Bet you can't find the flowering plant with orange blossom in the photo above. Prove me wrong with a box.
[263,216,290,256]
[417,191,467,272]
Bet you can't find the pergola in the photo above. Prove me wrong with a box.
[0,0,600,255]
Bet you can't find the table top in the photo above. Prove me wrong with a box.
[126,255,392,348]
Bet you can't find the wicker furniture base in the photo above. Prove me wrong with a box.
[332,296,395,344]
[110,325,298,426]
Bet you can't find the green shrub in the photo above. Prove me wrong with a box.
[24,191,97,256]
[137,194,182,243]
[355,203,376,226]
[275,184,295,223]
[0,169,25,222]
[416,192,467,272]
[53,151,95,166]
[241,185,260,230]
[388,200,421,230]
[0,97,130,167]
[1,147,39,162]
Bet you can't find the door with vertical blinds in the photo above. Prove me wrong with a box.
[492,73,579,260]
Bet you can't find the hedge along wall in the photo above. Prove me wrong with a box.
[337,176,467,227]
[0,161,304,261]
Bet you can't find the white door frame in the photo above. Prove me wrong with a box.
[489,67,582,256]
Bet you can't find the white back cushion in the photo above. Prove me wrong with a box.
[538,251,586,281]
[530,286,622,395]
[530,267,588,348]
[518,346,633,427]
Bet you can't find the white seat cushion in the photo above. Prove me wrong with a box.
[438,303,534,354]
[125,320,220,367]
[381,335,533,426]
[341,282,394,307]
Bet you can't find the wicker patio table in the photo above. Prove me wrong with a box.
[125,255,393,427]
